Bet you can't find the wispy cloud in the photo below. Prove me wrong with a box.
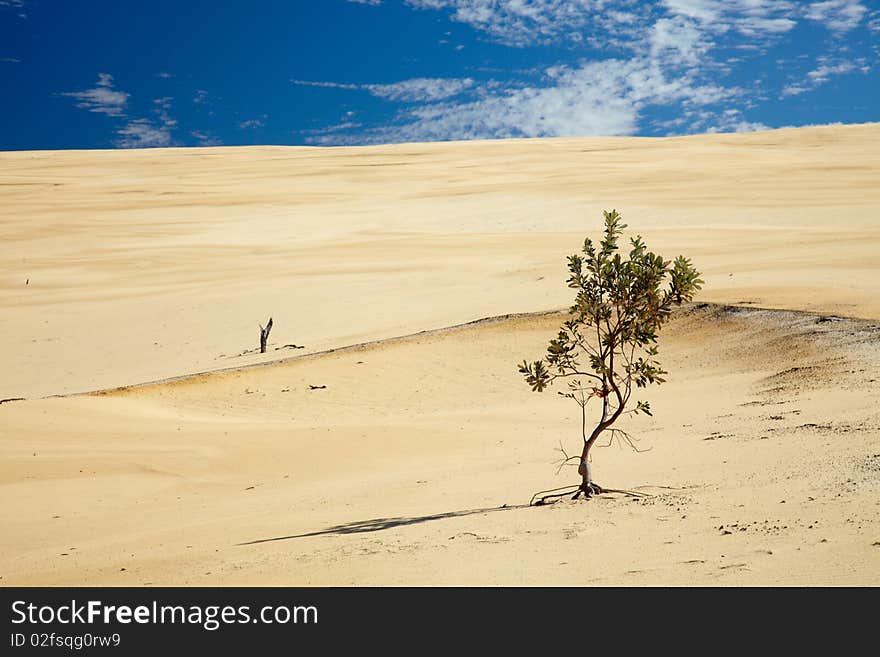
[403,1,801,49]
[60,75,185,148]
[114,96,178,148]
[1,57,21,63]
[661,0,797,36]
[705,108,770,133]
[191,130,223,146]
[48,2,877,148]
[367,77,475,101]
[291,79,360,91]
[239,116,267,129]
[59,73,129,117]
[807,58,863,83]
[804,1,868,32]
[308,0,878,144]
[115,119,174,148]
[782,54,869,97]
[305,2,771,144]
[404,0,621,48]
[0,0,26,18]
[293,76,475,102]
[307,56,738,145]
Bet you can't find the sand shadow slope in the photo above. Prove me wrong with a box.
[237,504,527,545]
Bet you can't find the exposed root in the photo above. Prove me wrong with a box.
[598,487,650,498]
[571,482,604,500]
[530,482,651,506]
[530,485,580,506]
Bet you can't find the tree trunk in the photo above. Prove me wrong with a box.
[579,456,593,487]
[576,425,605,497]
[259,317,273,354]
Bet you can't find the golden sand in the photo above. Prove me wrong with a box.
[1,124,878,585]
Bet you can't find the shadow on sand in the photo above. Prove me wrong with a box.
[237,503,528,546]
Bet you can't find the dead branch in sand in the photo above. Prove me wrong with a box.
[259,317,273,354]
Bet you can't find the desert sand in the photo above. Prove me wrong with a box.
[0,123,878,585]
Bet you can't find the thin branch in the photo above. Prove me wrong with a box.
[609,428,653,453]
[553,440,581,475]
[548,370,604,384]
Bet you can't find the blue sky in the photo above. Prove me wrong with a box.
[1,0,878,150]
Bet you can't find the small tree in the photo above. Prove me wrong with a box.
[519,210,702,500]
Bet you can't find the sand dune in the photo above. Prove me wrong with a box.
[1,304,878,585]
[2,124,879,400]
[1,124,879,585]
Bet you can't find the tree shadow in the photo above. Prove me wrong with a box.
[237,503,527,546]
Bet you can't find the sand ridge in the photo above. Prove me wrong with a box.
[0,303,878,585]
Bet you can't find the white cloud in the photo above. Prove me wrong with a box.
[661,0,797,36]
[293,77,475,102]
[807,59,859,83]
[300,121,365,138]
[404,0,617,47]
[661,0,717,22]
[1,57,21,63]
[782,55,868,97]
[115,119,174,148]
[713,120,770,133]
[114,95,178,148]
[59,74,129,117]
[705,108,770,133]
[239,118,265,129]
[60,75,185,148]
[650,16,710,67]
[305,2,781,145]
[291,79,360,90]
[399,64,641,139]
[804,1,867,32]
[365,77,475,101]
[316,0,880,145]
[191,131,223,146]
[781,84,808,97]
[308,56,738,145]
[0,0,26,18]
[403,1,800,48]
